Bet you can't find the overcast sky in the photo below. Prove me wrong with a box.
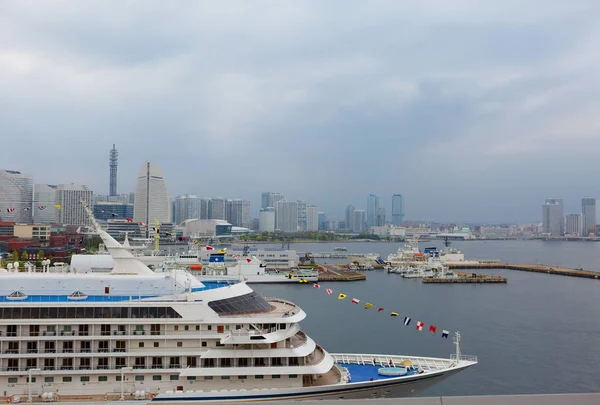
[1,0,599,223]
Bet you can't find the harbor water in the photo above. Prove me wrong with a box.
[251,240,600,396]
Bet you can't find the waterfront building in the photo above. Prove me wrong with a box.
[33,184,58,224]
[345,205,355,231]
[109,144,118,199]
[56,184,94,225]
[133,161,171,229]
[318,212,326,231]
[93,201,134,221]
[174,195,202,224]
[208,198,226,220]
[306,205,319,231]
[0,170,33,224]
[251,217,260,231]
[581,197,596,236]
[353,209,366,233]
[261,192,284,209]
[391,194,405,226]
[179,218,233,238]
[366,194,379,227]
[296,200,307,231]
[259,207,276,232]
[376,207,386,226]
[226,199,251,228]
[13,223,51,243]
[275,200,299,232]
[542,198,564,236]
[565,214,583,236]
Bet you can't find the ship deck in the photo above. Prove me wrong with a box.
[342,363,418,383]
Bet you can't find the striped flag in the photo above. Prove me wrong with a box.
[442,330,449,339]
[38,206,46,210]
[313,283,321,289]
[351,298,360,304]
[416,321,424,331]
[364,303,373,309]
[403,317,411,326]
[390,312,398,317]
[326,288,333,295]
[338,293,347,300]
[6,208,14,213]
[233,254,239,259]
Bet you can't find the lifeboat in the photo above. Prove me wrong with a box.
[189,264,203,270]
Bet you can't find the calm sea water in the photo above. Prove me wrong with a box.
[251,240,600,396]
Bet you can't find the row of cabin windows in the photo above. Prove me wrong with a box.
[2,340,234,352]
[0,307,182,320]
[7,375,297,384]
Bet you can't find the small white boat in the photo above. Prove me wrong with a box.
[378,367,407,376]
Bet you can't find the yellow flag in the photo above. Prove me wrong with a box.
[338,293,347,300]
[299,279,308,283]
[54,204,61,210]
[390,312,398,317]
[364,303,373,309]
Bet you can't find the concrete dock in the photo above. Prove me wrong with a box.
[318,264,367,281]
[448,263,600,279]
[423,273,507,284]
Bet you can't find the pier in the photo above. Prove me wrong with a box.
[423,273,507,284]
[318,264,366,281]
[448,263,600,279]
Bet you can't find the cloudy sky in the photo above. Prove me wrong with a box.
[1,0,599,223]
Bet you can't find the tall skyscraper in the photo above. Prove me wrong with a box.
[56,184,93,225]
[306,205,319,231]
[542,198,564,236]
[296,200,307,231]
[133,161,171,233]
[208,198,226,220]
[353,209,366,233]
[376,207,386,226]
[0,170,33,224]
[391,194,405,226]
[109,144,118,198]
[34,184,58,224]
[259,207,276,232]
[174,195,202,224]
[226,199,251,228]
[275,201,298,232]
[581,197,596,236]
[261,192,284,209]
[345,205,355,231]
[366,194,379,227]
[318,212,327,231]
[565,214,583,236]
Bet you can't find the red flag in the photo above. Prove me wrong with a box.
[326,288,333,295]
[429,325,437,334]
[351,298,360,304]
[125,217,133,222]
[313,283,320,289]
[246,258,252,263]
[138,222,146,227]
[378,307,384,312]
[206,245,214,251]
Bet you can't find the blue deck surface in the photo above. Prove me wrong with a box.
[0,280,232,302]
[341,364,416,383]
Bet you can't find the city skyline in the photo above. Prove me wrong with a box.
[2,1,600,222]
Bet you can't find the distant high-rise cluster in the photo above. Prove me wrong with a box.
[545,197,597,237]
[0,170,34,224]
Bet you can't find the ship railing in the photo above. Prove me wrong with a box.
[332,354,455,372]
[304,346,326,365]
[450,354,478,363]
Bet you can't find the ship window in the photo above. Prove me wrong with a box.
[153,375,162,381]
[154,342,159,348]
[207,325,212,331]
[98,376,108,382]
[289,374,298,378]
[139,342,144,348]
[135,376,144,381]
[256,375,264,379]
[174,325,179,331]
[184,325,189,331]
[207,292,273,315]
[26,377,36,383]
[238,376,247,380]
[186,377,196,380]
[201,342,207,347]
[62,377,72,382]
[45,377,54,383]
[177,342,182,347]
[196,325,200,331]
[8,378,17,384]
[0,306,181,319]
[204,376,213,380]
[272,375,281,379]
[170,375,179,381]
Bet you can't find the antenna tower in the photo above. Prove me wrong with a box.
[109,144,118,197]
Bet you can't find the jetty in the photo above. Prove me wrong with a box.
[448,263,600,279]
[423,272,507,284]
[318,264,366,281]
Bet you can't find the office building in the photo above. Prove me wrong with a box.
[391,194,405,226]
[0,170,33,224]
[581,197,596,236]
[56,184,94,225]
[345,205,355,231]
[226,199,251,228]
[367,194,379,227]
[318,212,327,231]
[542,198,564,236]
[353,209,366,233]
[565,214,582,236]
[376,207,386,226]
[275,201,299,232]
[208,198,226,220]
[133,161,171,232]
[261,192,284,210]
[93,201,134,221]
[296,200,307,231]
[34,184,59,224]
[174,195,202,224]
[306,205,318,232]
[259,207,276,233]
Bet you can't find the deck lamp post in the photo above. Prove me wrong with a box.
[120,366,133,401]
[27,367,41,403]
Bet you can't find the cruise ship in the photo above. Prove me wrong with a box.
[0,211,477,403]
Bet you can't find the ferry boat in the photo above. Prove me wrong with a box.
[0,210,477,403]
